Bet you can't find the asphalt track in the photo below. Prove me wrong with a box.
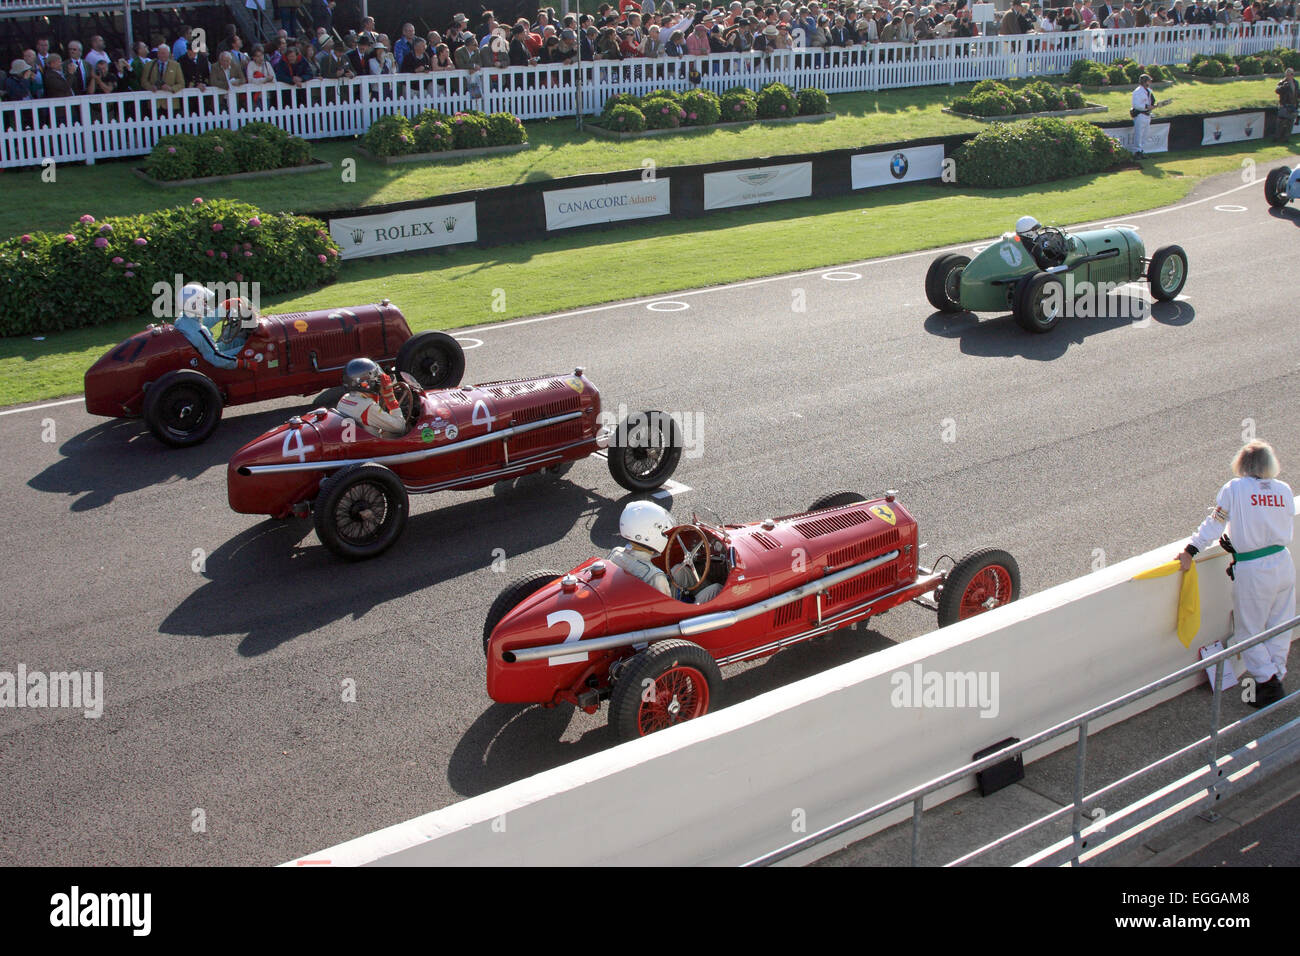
[2,161,1298,866]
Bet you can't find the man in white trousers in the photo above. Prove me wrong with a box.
[1179,441,1296,708]
[1130,72,1156,159]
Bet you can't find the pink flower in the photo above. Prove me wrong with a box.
[234,273,243,281]
[127,262,139,268]
[213,145,224,153]
[64,234,76,243]
[19,235,31,244]
[212,223,224,232]
[661,106,669,113]
[124,270,135,277]
[248,217,261,227]
[779,104,786,111]
[112,256,124,264]
[79,214,95,224]
[93,237,108,248]
[328,248,338,257]
[220,252,228,259]
[193,197,203,205]
[689,112,698,119]
[316,230,326,239]
[134,237,147,246]
[206,249,215,257]
[167,146,177,154]
[317,254,327,263]
[99,223,113,234]
[243,242,251,250]
[244,251,253,257]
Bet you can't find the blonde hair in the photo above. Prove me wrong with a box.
[1233,440,1280,479]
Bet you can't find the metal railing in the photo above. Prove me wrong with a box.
[0,0,218,16]
[745,611,1300,867]
[2,22,1297,168]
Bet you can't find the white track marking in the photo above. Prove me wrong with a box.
[646,301,690,312]
[455,337,484,350]
[0,397,82,417]
[821,271,862,281]
[653,479,692,499]
[0,168,1281,416]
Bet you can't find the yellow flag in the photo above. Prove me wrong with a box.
[1133,561,1201,647]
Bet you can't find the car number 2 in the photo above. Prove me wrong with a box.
[546,609,588,666]
[282,428,316,463]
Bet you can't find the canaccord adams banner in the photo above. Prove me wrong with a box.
[851,144,945,190]
[1202,112,1265,146]
[543,179,672,231]
[703,162,812,210]
[329,202,478,260]
[1102,122,1170,154]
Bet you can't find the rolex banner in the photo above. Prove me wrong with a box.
[1102,122,1170,155]
[1201,112,1265,146]
[329,202,478,260]
[851,145,946,190]
[703,162,812,211]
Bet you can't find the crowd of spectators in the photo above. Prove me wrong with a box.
[4,0,1298,104]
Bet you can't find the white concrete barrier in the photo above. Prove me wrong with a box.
[289,516,1299,867]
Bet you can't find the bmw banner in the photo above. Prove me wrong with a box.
[703,162,813,210]
[851,145,945,190]
[329,202,478,260]
[1201,112,1265,146]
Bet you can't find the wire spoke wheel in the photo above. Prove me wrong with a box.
[958,565,1013,619]
[1158,255,1184,296]
[333,481,390,545]
[637,666,711,736]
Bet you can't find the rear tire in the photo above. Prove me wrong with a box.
[1012,271,1065,333]
[396,331,465,389]
[482,570,564,657]
[609,639,721,741]
[313,462,409,561]
[1265,166,1291,209]
[142,370,223,447]
[607,410,683,493]
[925,254,971,313]
[311,386,348,410]
[936,548,1021,628]
[807,491,868,512]
[1146,245,1188,302]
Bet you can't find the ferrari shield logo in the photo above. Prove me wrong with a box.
[870,505,897,526]
[293,319,309,332]
[566,377,584,393]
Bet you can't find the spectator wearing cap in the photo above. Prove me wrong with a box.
[1000,0,1027,32]
[369,40,398,74]
[5,59,34,101]
[316,37,349,77]
[686,20,712,52]
[808,13,832,43]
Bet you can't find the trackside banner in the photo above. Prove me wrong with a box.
[543,179,672,231]
[1202,112,1265,146]
[851,144,945,190]
[703,162,812,210]
[1102,122,1170,154]
[330,202,478,260]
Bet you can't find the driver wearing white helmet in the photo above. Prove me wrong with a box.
[174,282,240,370]
[609,501,722,603]
[1014,214,1067,267]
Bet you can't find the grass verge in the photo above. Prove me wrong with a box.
[0,77,1283,239]
[1,140,1289,409]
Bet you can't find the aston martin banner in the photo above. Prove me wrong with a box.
[851,145,946,190]
[1102,122,1169,154]
[1201,112,1265,146]
[330,202,478,260]
[543,179,672,231]
[703,162,813,210]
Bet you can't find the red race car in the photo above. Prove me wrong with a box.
[227,368,683,560]
[483,491,1021,740]
[84,298,464,446]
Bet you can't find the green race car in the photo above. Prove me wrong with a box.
[925,217,1189,333]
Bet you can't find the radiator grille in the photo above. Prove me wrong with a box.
[510,420,584,453]
[772,598,808,629]
[826,563,897,607]
[751,532,781,551]
[827,529,899,569]
[793,509,871,539]
[512,395,581,426]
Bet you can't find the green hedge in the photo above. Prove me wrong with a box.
[797,87,830,116]
[0,199,340,337]
[363,110,526,156]
[143,124,313,181]
[953,117,1130,189]
[951,79,1080,117]
[756,82,798,119]
[721,86,758,123]
[1066,58,1172,86]
[681,88,721,126]
[603,102,647,132]
[596,85,826,132]
[643,95,686,130]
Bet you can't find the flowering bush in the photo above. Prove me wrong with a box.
[413,117,455,152]
[642,95,686,130]
[486,112,528,147]
[144,124,315,180]
[603,102,647,133]
[680,89,721,126]
[144,135,197,180]
[953,117,1128,188]
[1194,58,1227,78]
[450,111,492,149]
[0,199,340,336]
[797,87,831,116]
[756,82,798,119]
[363,113,416,157]
[720,87,758,122]
[194,129,241,178]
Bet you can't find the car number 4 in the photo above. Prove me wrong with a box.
[282,428,316,463]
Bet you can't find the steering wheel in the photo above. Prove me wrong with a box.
[1033,227,1068,266]
[665,525,712,594]
[391,379,418,429]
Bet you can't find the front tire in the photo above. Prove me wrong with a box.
[936,547,1021,627]
[609,640,721,741]
[1146,245,1188,302]
[1012,271,1066,333]
[396,331,466,389]
[142,369,223,447]
[807,491,868,512]
[313,462,409,560]
[1264,166,1291,209]
[482,570,564,656]
[925,253,971,313]
[607,410,683,493]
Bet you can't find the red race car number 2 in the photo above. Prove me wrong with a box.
[546,610,587,666]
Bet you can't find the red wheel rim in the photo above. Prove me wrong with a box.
[637,666,710,736]
[958,565,1013,619]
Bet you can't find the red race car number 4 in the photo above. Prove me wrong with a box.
[282,428,316,462]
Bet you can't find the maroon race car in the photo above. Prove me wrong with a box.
[227,368,683,560]
[484,491,1021,740]
[84,299,464,446]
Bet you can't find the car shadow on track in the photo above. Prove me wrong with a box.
[28,401,331,511]
[160,475,639,656]
[1267,206,1300,225]
[922,297,1195,359]
[446,623,896,797]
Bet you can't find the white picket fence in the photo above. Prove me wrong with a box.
[2,21,1296,168]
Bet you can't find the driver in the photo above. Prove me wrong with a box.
[336,357,407,439]
[1014,215,1065,267]
[174,283,239,370]
[608,501,722,604]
